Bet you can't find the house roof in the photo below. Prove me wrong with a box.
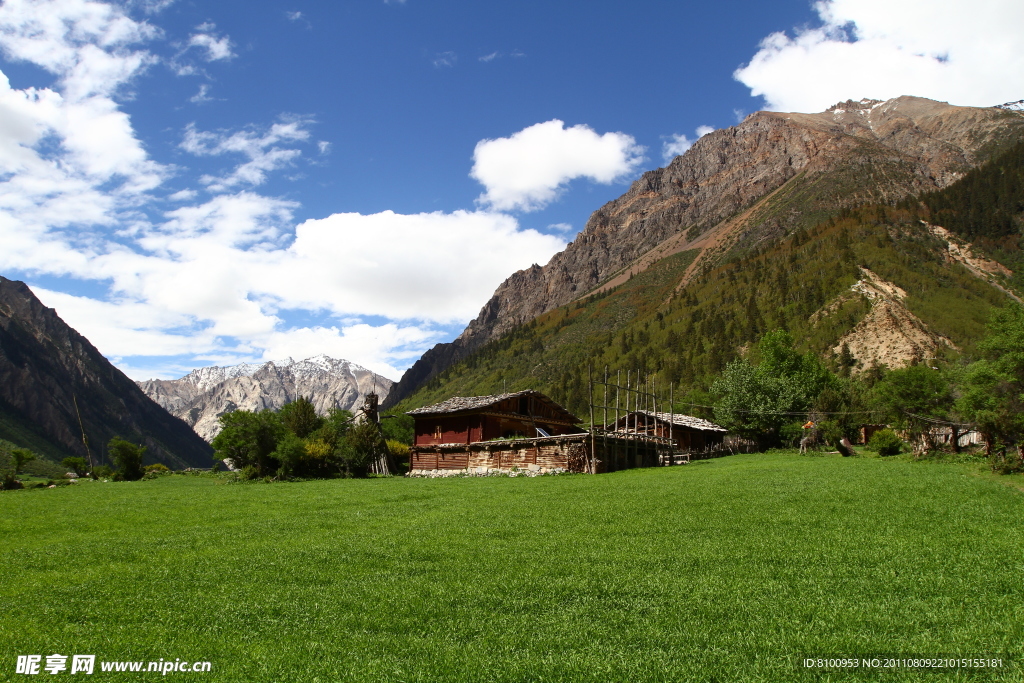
[613,410,727,433]
[406,390,580,423]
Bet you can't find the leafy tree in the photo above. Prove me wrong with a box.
[108,438,145,481]
[380,413,414,445]
[11,447,35,474]
[337,421,386,477]
[872,365,954,454]
[62,457,89,476]
[212,410,285,478]
[713,330,838,447]
[279,397,323,439]
[957,303,1024,469]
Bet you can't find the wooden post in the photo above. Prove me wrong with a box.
[603,365,609,473]
[615,369,621,470]
[588,364,596,474]
[669,383,674,464]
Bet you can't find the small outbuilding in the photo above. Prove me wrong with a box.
[605,410,727,453]
[407,390,582,447]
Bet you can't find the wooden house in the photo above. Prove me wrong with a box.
[605,410,727,453]
[407,390,582,446]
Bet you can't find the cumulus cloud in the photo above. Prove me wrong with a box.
[187,22,233,61]
[735,0,1024,112]
[472,120,644,212]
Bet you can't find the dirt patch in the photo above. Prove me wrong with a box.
[831,267,957,370]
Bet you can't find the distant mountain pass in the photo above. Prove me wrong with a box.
[138,356,394,442]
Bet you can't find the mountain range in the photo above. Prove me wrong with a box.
[138,356,393,442]
[384,96,1024,413]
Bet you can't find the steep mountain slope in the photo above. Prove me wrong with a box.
[385,97,1024,408]
[139,356,393,441]
[393,139,1024,419]
[0,278,213,468]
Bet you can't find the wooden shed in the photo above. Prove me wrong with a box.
[605,410,727,453]
[406,390,582,447]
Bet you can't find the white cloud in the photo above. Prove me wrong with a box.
[276,209,566,322]
[547,222,573,233]
[696,125,715,138]
[735,0,1024,112]
[472,120,644,212]
[285,11,303,21]
[167,189,196,201]
[317,140,331,155]
[181,119,312,192]
[189,82,212,103]
[479,52,499,63]
[187,22,233,62]
[257,324,437,381]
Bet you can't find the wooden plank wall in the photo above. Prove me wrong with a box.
[410,434,666,474]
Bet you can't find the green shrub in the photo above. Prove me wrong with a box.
[2,469,23,490]
[867,429,903,456]
[144,463,171,474]
[92,465,113,479]
[108,438,145,481]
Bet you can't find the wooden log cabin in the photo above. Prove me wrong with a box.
[407,390,582,446]
[406,391,682,474]
[605,410,727,453]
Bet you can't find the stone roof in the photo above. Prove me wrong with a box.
[406,390,579,422]
[614,410,727,432]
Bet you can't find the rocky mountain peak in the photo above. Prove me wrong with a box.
[138,355,394,442]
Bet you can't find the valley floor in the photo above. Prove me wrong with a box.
[1,452,1021,681]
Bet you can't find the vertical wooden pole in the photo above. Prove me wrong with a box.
[653,376,658,464]
[588,364,596,474]
[603,365,609,473]
[670,383,675,465]
[615,369,621,471]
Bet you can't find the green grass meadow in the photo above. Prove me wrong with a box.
[2,452,1022,682]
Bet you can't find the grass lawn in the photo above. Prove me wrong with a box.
[1,451,1022,682]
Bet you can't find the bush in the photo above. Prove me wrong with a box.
[92,465,113,479]
[867,429,903,456]
[108,438,146,481]
[2,469,23,490]
[144,463,171,474]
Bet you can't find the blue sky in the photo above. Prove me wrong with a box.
[0,0,1020,381]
